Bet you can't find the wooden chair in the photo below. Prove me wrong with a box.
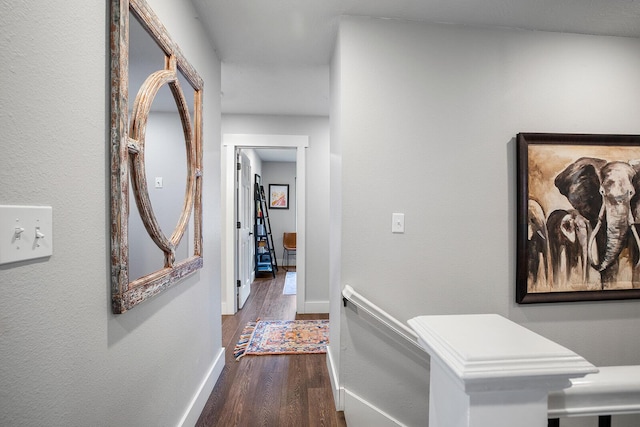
[282,232,296,271]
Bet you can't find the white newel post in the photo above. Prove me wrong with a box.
[408,314,597,427]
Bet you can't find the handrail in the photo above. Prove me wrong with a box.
[548,365,640,424]
[342,285,425,353]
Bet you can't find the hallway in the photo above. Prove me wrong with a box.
[196,270,346,426]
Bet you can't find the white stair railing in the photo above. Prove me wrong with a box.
[342,284,424,353]
[409,314,597,427]
[548,365,640,426]
[341,286,640,427]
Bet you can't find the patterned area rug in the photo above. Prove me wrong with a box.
[234,319,329,360]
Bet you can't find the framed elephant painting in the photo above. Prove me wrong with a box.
[516,133,640,304]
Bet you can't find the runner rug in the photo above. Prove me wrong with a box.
[234,319,329,360]
[283,272,296,295]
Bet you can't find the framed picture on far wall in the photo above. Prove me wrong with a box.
[269,184,289,209]
[516,132,640,304]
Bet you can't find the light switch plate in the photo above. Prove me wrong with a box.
[392,213,405,233]
[0,205,53,265]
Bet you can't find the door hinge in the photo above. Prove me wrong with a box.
[236,280,241,288]
[237,162,241,171]
[236,221,241,229]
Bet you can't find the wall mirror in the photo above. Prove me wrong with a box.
[110,0,204,313]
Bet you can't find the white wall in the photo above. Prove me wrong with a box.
[261,161,297,266]
[0,1,223,425]
[243,148,263,181]
[222,114,331,304]
[333,16,640,426]
[328,28,344,410]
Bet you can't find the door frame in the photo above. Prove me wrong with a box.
[222,134,308,315]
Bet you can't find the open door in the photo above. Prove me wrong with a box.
[236,150,252,309]
[223,134,308,315]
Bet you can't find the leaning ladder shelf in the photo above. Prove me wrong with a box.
[254,174,278,277]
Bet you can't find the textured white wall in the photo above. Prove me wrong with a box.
[222,115,331,303]
[0,1,222,425]
[335,16,640,426]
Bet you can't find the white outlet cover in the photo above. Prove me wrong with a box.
[0,205,53,265]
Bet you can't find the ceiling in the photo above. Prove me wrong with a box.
[252,148,296,163]
[191,0,640,117]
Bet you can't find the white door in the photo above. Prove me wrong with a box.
[236,150,253,309]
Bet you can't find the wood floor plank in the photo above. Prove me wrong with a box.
[196,269,346,427]
[278,354,307,426]
[246,357,286,426]
[308,387,338,427]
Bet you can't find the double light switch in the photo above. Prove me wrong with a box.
[0,205,53,265]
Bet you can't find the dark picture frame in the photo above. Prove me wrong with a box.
[269,184,289,209]
[517,132,640,304]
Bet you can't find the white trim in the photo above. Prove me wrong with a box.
[408,314,596,390]
[224,134,308,148]
[548,365,640,418]
[343,389,408,427]
[326,345,344,410]
[294,144,307,313]
[221,134,309,315]
[304,300,329,313]
[220,301,231,316]
[177,347,225,427]
[222,144,236,315]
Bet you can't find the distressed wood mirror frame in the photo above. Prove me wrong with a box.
[110,0,203,313]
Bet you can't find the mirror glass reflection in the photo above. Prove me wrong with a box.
[127,11,192,282]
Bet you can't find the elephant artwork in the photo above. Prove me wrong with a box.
[555,157,640,289]
[527,199,551,288]
[516,133,640,303]
[546,209,591,286]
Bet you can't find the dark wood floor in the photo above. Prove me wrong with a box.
[196,269,347,427]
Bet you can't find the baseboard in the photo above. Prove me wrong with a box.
[177,347,225,427]
[304,300,329,313]
[326,345,344,410]
[221,301,231,315]
[343,389,408,427]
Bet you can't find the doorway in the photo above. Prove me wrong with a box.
[222,134,309,315]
